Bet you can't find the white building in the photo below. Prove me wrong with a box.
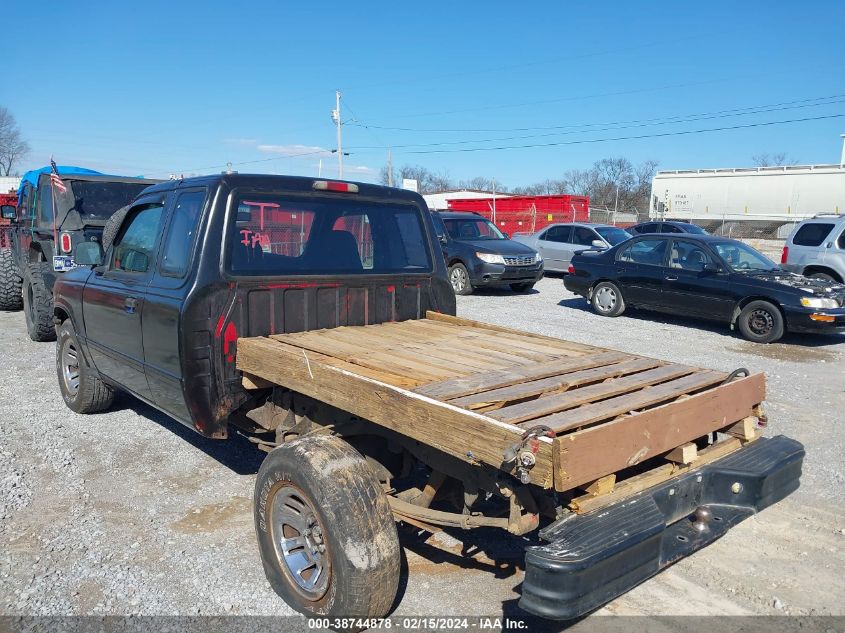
[422,189,512,211]
[0,176,21,194]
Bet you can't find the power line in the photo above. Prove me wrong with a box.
[347,97,845,150]
[157,149,330,178]
[394,113,845,155]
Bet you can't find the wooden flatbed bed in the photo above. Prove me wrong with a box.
[237,312,765,500]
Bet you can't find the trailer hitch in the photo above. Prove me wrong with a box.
[504,425,555,484]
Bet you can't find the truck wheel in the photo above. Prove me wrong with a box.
[590,281,625,317]
[56,320,115,413]
[448,263,473,295]
[0,249,23,311]
[23,262,56,341]
[510,282,535,293]
[737,300,784,344]
[254,435,400,622]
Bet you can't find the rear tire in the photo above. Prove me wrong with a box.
[56,320,115,413]
[737,300,784,344]
[809,272,837,283]
[254,435,400,622]
[23,262,56,341]
[510,282,535,293]
[590,281,625,317]
[448,263,473,295]
[0,249,23,311]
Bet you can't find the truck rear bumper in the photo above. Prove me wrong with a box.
[519,435,804,620]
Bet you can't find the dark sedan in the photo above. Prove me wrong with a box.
[628,220,708,235]
[564,234,845,343]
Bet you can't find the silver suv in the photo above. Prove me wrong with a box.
[782,215,845,282]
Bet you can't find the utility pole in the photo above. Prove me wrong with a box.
[492,179,497,226]
[387,148,394,187]
[318,159,322,177]
[331,90,344,179]
[840,133,845,168]
[613,185,619,225]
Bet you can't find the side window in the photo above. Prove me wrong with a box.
[545,225,572,243]
[638,223,658,234]
[792,223,834,247]
[572,226,596,246]
[38,179,54,225]
[430,213,447,239]
[617,238,669,266]
[160,191,205,277]
[670,240,713,271]
[112,204,164,273]
[662,224,683,234]
[837,228,845,250]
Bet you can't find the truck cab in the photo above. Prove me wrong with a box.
[2,167,159,340]
[53,174,455,433]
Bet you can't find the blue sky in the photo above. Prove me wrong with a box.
[4,1,845,188]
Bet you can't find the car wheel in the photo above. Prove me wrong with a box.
[510,282,535,293]
[590,281,625,317]
[254,435,400,621]
[448,263,473,295]
[809,272,837,282]
[23,262,57,341]
[56,320,115,413]
[737,300,784,344]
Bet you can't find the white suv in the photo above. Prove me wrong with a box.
[782,215,845,282]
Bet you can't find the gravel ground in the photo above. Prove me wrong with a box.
[1,276,844,623]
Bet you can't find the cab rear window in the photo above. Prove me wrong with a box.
[792,223,834,247]
[228,196,432,276]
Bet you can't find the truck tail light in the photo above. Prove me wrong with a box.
[313,180,359,193]
[568,264,575,274]
[60,232,72,253]
[780,246,789,264]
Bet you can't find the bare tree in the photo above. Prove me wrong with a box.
[751,152,799,167]
[0,107,30,176]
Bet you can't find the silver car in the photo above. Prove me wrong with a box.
[782,215,845,282]
[513,223,632,272]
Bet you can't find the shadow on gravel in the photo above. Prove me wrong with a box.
[110,394,264,475]
[557,298,845,350]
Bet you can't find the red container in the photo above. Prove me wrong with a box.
[446,194,589,236]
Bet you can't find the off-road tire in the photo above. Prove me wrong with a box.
[0,249,23,311]
[102,204,131,253]
[510,282,535,293]
[448,263,473,295]
[23,262,56,341]
[590,281,626,317]
[737,300,784,344]
[254,435,400,624]
[56,320,115,413]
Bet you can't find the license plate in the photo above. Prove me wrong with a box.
[53,255,75,272]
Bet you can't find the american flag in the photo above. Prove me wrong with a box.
[50,159,67,193]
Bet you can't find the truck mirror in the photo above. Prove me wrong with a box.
[1,205,15,220]
[438,234,447,245]
[75,241,104,266]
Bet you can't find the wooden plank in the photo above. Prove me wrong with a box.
[569,437,744,513]
[236,336,555,488]
[414,350,629,401]
[242,373,275,390]
[580,474,616,496]
[469,359,676,418]
[425,312,597,354]
[270,331,461,382]
[542,370,728,434]
[553,374,765,491]
[724,416,757,441]
[665,442,698,464]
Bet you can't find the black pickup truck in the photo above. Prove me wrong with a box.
[52,174,803,623]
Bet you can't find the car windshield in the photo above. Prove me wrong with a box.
[69,180,153,220]
[712,241,777,272]
[594,226,632,246]
[444,217,505,240]
[228,196,432,276]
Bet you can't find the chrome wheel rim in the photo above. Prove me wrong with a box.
[60,337,80,396]
[270,485,330,600]
[450,267,467,292]
[595,286,617,312]
[748,309,773,336]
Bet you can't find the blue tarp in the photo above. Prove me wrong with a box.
[17,165,103,197]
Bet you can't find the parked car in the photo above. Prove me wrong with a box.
[431,211,543,295]
[564,233,845,343]
[628,220,708,235]
[781,214,845,282]
[513,222,632,272]
[0,166,159,340]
